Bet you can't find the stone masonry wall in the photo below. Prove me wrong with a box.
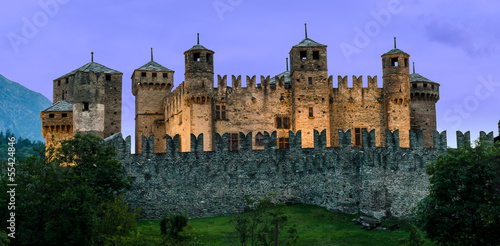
[104,129,499,220]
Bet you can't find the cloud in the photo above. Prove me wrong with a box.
[424,19,494,58]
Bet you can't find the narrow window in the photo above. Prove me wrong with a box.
[423,84,428,88]
[49,114,55,118]
[163,73,168,78]
[57,81,61,86]
[255,132,264,146]
[141,72,146,77]
[313,51,320,60]
[283,117,289,129]
[62,113,67,118]
[216,105,227,120]
[431,85,434,89]
[105,74,111,81]
[309,107,314,118]
[194,52,201,61]
[308,77,313,85]
[221,105,226,119]
[206,53,212,62]
[83,102,89,111]
[391,57,398,67]
[353,127,367,147]
[404,58,409,67]
[278,138,289,149]
[65,78,69,84]
[412,84,417,88]
[276,117,282,129]
[229,133,239,151]
[300,50,307,60]
[152,73,157,78]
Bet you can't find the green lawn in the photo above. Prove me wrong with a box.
[134,204,432,245]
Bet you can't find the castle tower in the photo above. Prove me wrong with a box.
[290,24,330,148]
[381,38,411,147]
[132,49,174,153]
[410,63,440,148]
[184,33,215,91]
[181,34,215,151]
[44,53,122,147]
[41,100,74,148]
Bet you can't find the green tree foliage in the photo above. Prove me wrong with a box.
[0,133,134,245]
[92,195,140,245]
[160,212,188,239]
[159,212,204,245]
[228,195,298,246]
[0,130,44,160]
[415,140,500,246]
[399,225,425,246]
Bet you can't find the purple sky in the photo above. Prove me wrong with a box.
[1,0,499,148]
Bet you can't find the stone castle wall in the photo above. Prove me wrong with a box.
[104,129,495,220]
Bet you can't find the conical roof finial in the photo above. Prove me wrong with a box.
[151,48,154,61]
[394,37,397,49]
[305,23,308,39]
[286,57,289,71]
[197,33,200,45]
[91,52,94,62]
[413,62,415,74]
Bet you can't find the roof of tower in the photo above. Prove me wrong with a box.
[57,62,122,79]
[43,100,73,112]
[410,73,435,83]
[270,71,291,85]
[383,48,408,55]
[135,60,173,72]
[187,44,209,51]
[293,38,326,47]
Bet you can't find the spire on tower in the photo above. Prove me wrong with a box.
[305,23,308,39]
[286,57,289,71]
[394,37,397,49]
[151,48,154,61]
[91,52,94,62]
[197,33,200,45]
[413,62,415,74]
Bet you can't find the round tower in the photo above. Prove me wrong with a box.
[132,48,174,154]
[381,38,411,147]
[180,34,215,151]
[410,63,439,148]
[183,33,215,92]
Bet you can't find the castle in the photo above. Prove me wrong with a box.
[133,32,439,153]
[41,30,440,151]
[40,29,500,219]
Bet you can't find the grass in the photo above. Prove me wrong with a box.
[134,204,432,245]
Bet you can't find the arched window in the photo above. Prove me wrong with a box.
[255,132,264,146]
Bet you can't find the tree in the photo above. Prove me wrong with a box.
[228,195,298,246]
[0,133,134,245]
[415,140,500,246]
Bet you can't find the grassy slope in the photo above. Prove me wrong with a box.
[135,204,432,245]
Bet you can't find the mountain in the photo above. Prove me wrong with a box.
[0,74,52,142]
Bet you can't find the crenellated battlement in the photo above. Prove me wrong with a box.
[410,81,439,102]
[214,75,291,90]
[335,75,379,89]
[105,129,491,156]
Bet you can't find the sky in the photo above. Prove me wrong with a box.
[1,0,499,148]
